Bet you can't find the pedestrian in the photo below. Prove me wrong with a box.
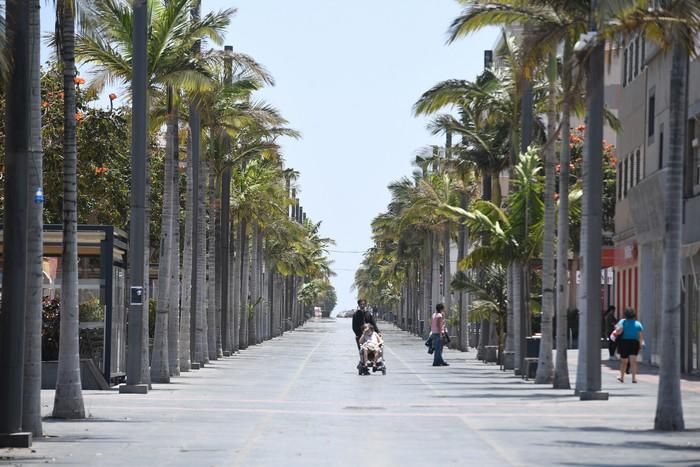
[430,303,449,367]
[604,305,617,360]
[615,308,644,383]
[352,299,380,350]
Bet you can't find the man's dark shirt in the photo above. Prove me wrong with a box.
[352,308,379,337]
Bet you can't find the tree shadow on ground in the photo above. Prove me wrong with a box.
[38,434,124,443]
[0,455,54,464]
[43,417,147,424]
[603,360,700,382]
[552,438,700,451]
[547,425,700,435]
[559,461,700,467]
[434,392,579,399]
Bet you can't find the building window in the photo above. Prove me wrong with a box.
[635,148,641,184]
[634,35,640,77]
[629,153,635,188]
[628,42,634,84]
[659,124,665,170]
[692,118,700,191]
[624,157,629,196]
[618,162,623,200]
[623,49,628,87]
[648,92,656,140]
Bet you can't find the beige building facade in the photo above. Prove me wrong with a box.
[616,35,700,374]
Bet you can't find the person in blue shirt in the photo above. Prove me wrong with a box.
[613,308,644,383]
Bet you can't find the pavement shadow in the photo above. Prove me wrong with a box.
[548,425,700,435]
[559,462,700,466]
[43,417,147,424]
[434,392,578,399]
[39,434,124,443]
[603,360,700,382]
[0,455,54,464]
[553,438,700,452]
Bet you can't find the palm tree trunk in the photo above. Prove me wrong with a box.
[258,232,265,341]
[150,88,176,383]
[248,224,259,346]
[238,220,250,349]
[214,170,224,357]
[220,168,232,353]
[273,271,282,337]
[206,164,217,360]
[503,264,515,368]
[535,53,558,384]
[179,134,193,371]
[197,157,208,364]
[23,0,43,436]
[0,0,32,435]
[553,42,573,390]
[53,1,85,418]
[517,77,534,375]
[423,236,431,336]
[231,217,240,350]
[443,228,452,334]
[458,192,469,351]
[250,225,258,345]
[654,37,688,431]
[512,261,523,374]
[141,123,152,387]
[431,232,440,310]
[168,105,181,377]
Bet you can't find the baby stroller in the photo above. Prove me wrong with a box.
[357,343,387,376]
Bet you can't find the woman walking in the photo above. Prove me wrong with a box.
[615,308,644,383]
[430,303,449,367]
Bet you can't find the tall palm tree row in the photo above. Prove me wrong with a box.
[0,0,335,439]
[458,0,697,429]
[365,0,698,431]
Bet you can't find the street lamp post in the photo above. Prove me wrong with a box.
[120,0,149,395]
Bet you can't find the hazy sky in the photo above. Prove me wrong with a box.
[41,1,497,313]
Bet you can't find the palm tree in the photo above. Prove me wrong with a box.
[446,0,620,385]
[23,0,44,435]
[415,33,544,362]
[554,40,574,390]
[77,0,235,376]
[180,133,194,370]
[53,0,85,419]
[0,0,34,437]
[460,149,546,361]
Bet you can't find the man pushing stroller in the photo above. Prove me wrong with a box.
[352,299,380,349]
[351,299,386,375]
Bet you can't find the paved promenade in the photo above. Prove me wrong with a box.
[3,318,700,466]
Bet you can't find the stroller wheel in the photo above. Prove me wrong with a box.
[382,368,386,375]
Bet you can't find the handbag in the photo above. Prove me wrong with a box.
[441,332,451,345]
[425,336,434,354]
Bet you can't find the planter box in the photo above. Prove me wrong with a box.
[42,358,110,390]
